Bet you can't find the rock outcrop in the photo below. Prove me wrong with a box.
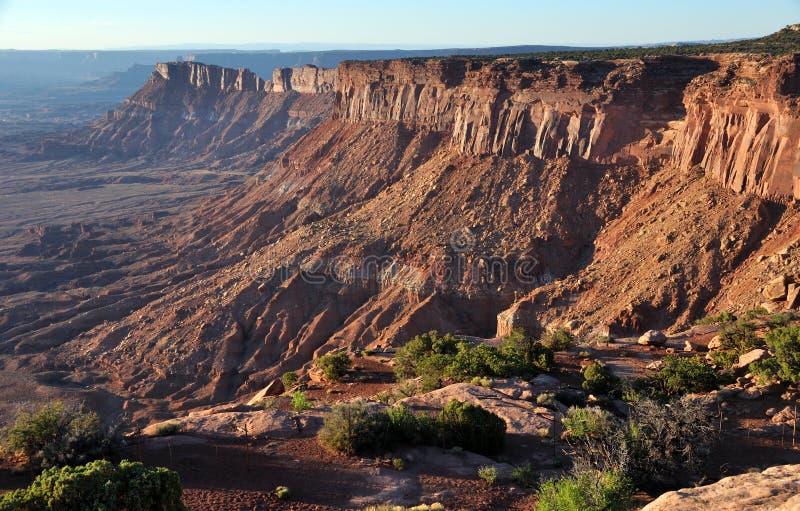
[272,65,337,94]
[155,61,271,92]
[672,54,800,200]
[642,464,800,511]
[335,57,715,163]
[40,62,335,165]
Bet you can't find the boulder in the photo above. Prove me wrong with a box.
[763,275,789,301]
[646,360,664,371]
[638,330,667,347]
[787,283,800,309]
[641,464,800,511]
[737,348,769,369]
[400,383,556,437]
[147,407,327,439]
[247,379,285,405]
[737,387,763,400]
[771,405,797,425]
[707,335,722,350]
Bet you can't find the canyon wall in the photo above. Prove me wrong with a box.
[272,65,337,93]
[334,57,714,164]
[671,54,800,200]
[41,61,337,163]
[155,61,270,93]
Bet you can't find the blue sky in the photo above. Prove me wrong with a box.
[0,0,798,50]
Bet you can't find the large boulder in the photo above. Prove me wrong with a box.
[642,464,800,511]
[763,275,789,301]
[638,330,667,347]
[737,348,769,369]
[707,335,723,350]
[145,406,327,439]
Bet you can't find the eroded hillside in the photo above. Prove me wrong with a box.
[2,52,798,419]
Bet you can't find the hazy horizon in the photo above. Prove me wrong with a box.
[0,0,798,51]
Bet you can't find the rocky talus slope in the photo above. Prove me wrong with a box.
[1,53,798,417]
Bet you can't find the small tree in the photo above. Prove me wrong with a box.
[315,352,352,382]
[542,328,574,351]
[4,402,122,470]
[501,328,554,372]
[317,400,390,455]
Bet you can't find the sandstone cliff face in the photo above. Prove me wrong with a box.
[155,62,270,93]
[272,65,337,94]
[335,57,714,163]
[672,54,800,200]
[41,62,335,165]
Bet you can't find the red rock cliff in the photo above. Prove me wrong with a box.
[334,57,714,163]
[272,65,337,93]
[155,61,270,92]
[671,54,800,200]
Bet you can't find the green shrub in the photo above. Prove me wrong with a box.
[597,335,614,346]
[0,459,186,511]
[318,400,390,455]
[708,350,738,370]
[767,312,793,329]
[645,356,719,399]
[764,326,800,383]
[386,404,437,445]
[316,351,352,382]
[437,399,506,456]
[749,357,781,385]
[694,311,736,325]
[536,392,556,407]
[4,402,123,470]
[562,407,614,439]
[291,390,313,412]
[393,331,460,379]
[477,465,498,486]
[535,470,633,511]
[501,328,555,371]
[281,371,299,389]
[718,320,762,353]
[470,376,492,387]
[511,463,537,488]
[275,485,291,500]
[542,328,574,351]
[154,422,183,437]
[392,457,405,471]
[393,330,549,391]
[744,307,770,320]
[581,362,620,396]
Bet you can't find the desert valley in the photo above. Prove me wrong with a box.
[1,6,800,510]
